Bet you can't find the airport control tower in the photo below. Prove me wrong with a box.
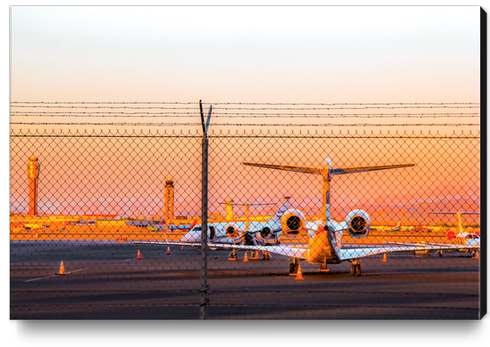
[27,157,40,216]
[164,177,174,224]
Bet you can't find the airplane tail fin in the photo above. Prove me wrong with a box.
[268,197,291,230]
[244,160,415,224]
[190,218,197,229]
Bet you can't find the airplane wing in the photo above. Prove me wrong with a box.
[133,239,308,258]
[336,242,479,261]
[133,238,478,262]
[382,241,480,250]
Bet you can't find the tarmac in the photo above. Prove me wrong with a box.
[10,240,480,319]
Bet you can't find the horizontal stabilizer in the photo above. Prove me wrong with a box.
[243,162,321,174]
[243,162,414,175]
[218,201,276,206]
[330,163,415,175]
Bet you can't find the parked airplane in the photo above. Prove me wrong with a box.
[373,219,402,232]
[384,211,480,256]
[147,219,198,233]
[427,211,480,238]
[179,197,316,246]
[429,211,480,251]
[139,158,480,276]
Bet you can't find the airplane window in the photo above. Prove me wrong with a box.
[192,226,202,231]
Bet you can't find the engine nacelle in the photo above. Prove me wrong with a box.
[226,225,239,239]
[345,209,370,238]
[281,209,306,237]
[254,226,279,243]
[259,226,272,239]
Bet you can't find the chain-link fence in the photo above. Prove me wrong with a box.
[10,102,482,319]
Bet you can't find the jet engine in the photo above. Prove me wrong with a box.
[345,209,370,238]
[226,225,239,239]
[280,209,306,237]
[259,226,271,239]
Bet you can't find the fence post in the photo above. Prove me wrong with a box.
[199,100,212,319]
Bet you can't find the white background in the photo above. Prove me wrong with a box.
[3,1,489,346]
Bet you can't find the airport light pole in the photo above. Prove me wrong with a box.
[199,100,212,319]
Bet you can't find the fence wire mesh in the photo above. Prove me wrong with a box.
[10,102,482,319]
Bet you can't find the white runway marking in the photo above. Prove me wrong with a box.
[25,267,88,282]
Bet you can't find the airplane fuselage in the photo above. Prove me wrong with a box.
[181,221,270,244]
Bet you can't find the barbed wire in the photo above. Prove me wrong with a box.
[10,101,479,106]
[9,105,480,110]
[209,102,480,106]
[10,112,480,118]
[212,106,480,110]
[10,101,198,105]
[10,105,199,109]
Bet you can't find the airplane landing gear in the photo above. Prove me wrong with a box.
[289,257,299,275]
[439,250,443,257]
[228,249,237,260]
[350,259,361,276]
[262,251,271,261]
[319,263,329,272]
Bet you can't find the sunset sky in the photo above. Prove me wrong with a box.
[10,6,480,103]
[9,5,481,222]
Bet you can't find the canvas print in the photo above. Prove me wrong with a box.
[9,6,483,320]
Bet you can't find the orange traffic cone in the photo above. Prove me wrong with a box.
[167,246,171,255]
[253,251,259,260]
[137,250,141,260]
[295,264,304,280]
[58,261,65,275]
[382,253,387,262]
[474,251,479,259]
[181,245,184,251]
[243,252,249,262]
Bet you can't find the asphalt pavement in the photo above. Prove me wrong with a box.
[10,240,480,319]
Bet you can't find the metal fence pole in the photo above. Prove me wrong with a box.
[200,100,210,319]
